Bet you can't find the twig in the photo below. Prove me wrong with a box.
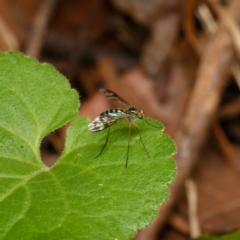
[182,0,203,55]
[25,0,58,58]
[184,0,239,165]
[205,0,240,88]
[185,179,201,238]
[206,0,240,59]
[196,3,218,34]
[184,0,240,88]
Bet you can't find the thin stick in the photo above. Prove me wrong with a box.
[95,127,111,159]
[185,179,201,238]
[206,0,240,59]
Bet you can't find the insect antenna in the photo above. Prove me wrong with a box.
[95,127,111,159]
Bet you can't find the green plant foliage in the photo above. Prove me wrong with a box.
[0,52,177,239]
[194,231,240,240]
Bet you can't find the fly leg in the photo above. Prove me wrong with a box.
[126,123,132,168]
[133,122,150,158]
[112,121,131,167]
[95,127,111,159]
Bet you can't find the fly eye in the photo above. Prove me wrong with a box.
[137,113,143,119]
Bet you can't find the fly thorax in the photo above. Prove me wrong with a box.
[125,107,142,122]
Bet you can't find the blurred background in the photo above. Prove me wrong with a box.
[1,0,240,239]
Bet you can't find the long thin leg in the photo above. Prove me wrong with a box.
[125,123,132,168]
[95,127,111,159]
[133,122,150,158]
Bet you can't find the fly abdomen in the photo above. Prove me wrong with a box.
[100,108,122,116]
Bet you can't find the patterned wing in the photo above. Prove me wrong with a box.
[88,108,127,132]
[99,88,130,107]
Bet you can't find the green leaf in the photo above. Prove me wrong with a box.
[0,52,177,240]
[194,231,240,240]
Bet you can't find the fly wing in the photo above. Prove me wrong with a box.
[88,109,127,132]
[99,88,130,107]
